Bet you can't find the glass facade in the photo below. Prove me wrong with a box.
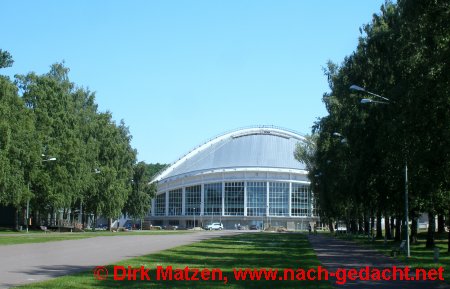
[168,188,182,216]
[204,183,222,215]
[224,182,244,216]
[153,182,312,218]
[246,182,267,216]
[269,182,289,216]
[154,193,166,216]
[185,185,201,215]
[291,183,310,216]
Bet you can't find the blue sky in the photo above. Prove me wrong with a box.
[2,1,386,164]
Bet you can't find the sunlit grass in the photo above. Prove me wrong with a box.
[0,230,192,246]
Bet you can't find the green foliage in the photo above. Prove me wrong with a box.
[146,162,167,178]
[0,75,38,211]
[1,56,141,229]
[123,162,157,220]
[0,50,13,69]
[309,0,450,245]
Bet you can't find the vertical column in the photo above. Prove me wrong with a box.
[309,186,313,217]
[222,182,225,216]
[182,187,186,216]
[244,181,247,216]
[288,182,292,217]
[200,184,204,215]
[266,181,270,216]
[151,199,155,217]
[165,192,169,216]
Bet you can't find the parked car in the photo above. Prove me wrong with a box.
[165,225,178,230]
[206,223,223,230]
[249,225,259,230]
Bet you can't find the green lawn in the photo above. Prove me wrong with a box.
[333,232,449,282]
[17,233,333,289]
[0,230,192,246]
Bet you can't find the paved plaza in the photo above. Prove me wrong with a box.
[0,231,240,288]
[308,234,450,289]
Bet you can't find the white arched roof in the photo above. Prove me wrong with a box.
[152,126,307,182]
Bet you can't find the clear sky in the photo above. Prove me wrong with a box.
[2,1,386,164]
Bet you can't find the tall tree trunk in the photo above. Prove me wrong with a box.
[390,216,395,236]
[395,217,401,241]
[437,214,445,234]
[358,217,364,234]
[376,210,383,239]
[350,219,357,234]
[108,218,112,231]
[93,213,97,230]
[364,213,370,235]
[14,207,20,231]
[448,212,450,253]
[410,214,418,244]
[328,220,335,233]
[426,212,435,249]
[385,214,392,239]
[370,215,375,236]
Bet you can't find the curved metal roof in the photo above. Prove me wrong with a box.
[153,126,307,182]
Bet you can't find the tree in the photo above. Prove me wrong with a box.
[145,163,167,179]
[0,50,13,69]
[0,73,39,230]
[123,162,156,224]
[16,63,138,229]
[310,0,450,250]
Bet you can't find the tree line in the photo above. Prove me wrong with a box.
[0,50,164,230]
[296,0,449,251]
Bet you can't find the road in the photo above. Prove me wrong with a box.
[0,230,240,288]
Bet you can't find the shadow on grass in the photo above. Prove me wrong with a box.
[332,233,449,282]
[19,233,332,289]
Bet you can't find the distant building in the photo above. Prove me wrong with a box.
[147,126,318,230]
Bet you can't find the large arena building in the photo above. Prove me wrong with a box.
[148,126,318,230]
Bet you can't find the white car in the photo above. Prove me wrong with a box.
[206,223,223,230]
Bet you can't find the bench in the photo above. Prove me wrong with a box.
[391,240,406,257]
[40,226,50,233]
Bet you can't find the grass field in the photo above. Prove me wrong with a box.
[0,230,192,246]
[17,233,333,289]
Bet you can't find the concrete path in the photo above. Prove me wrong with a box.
[308,234,450,289]
[0,231,240,288]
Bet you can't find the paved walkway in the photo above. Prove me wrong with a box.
[0,231,240,288]
[308,234,450,289]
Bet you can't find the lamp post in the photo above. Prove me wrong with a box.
[193,208,196,229]
[350,84,410,257]
[27,155,56,233]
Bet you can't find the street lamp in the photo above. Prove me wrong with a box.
[27,155,57,232]
[350,85,391,102]
[350,84,410,257]
[360,98,389,105]
[333,132,348,144]
[193,208,196,229]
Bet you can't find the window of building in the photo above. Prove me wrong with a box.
[224,182,244,215]
[155,193,166,216]
[168,188,182,216]
[185,185,201,215]
[291,183,310,216]
[269,182,289,216]
[247,182,267,216]
[204,183,222,215]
